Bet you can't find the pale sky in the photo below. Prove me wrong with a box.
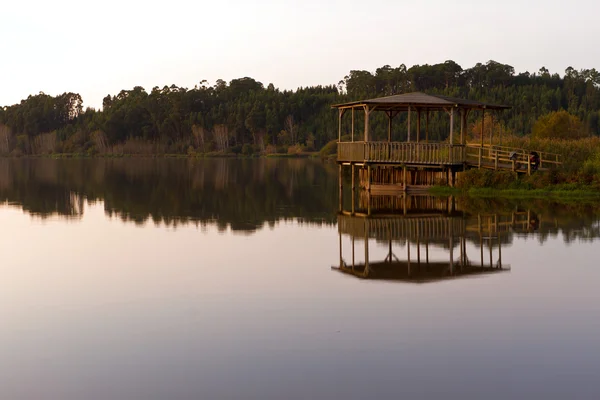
[1,0,598,109]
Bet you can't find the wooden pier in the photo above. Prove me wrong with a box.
[334,92,561,194]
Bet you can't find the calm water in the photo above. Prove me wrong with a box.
[1,158,599,400]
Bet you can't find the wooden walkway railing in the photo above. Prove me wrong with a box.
[465,144,561,173]
[338,142,465,165]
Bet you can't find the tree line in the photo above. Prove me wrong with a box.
[1,60,599,155]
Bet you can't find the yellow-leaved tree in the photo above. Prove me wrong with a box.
[532,110,587,140]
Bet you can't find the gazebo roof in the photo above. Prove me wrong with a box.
[332,92,511,111]
[333,261,509,283]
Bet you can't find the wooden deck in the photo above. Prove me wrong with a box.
[338,142,561,174]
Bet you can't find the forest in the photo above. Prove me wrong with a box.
[0,60,599,156]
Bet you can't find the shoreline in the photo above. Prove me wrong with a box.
[0,152,324,160]
[429,186,600,200]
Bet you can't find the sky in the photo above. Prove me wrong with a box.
[1,0,598,109]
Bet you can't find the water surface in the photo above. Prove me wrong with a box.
[0,158,599,399]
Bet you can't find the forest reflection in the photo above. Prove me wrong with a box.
[0,158,599,241]
[0,158,338,231]
[335,193,600,282]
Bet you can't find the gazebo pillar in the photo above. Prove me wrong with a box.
[351,107,355,142]
[417,109,421,143]
[490,113,494,146]
[338,109,342,142]
[364,105,370,142]
[480,108,485,147]
[425,110,429,143]
[450,108,455,144]
[449,234,454,275]
[407,105,411,142]
[387,112,392,142]
[460,109,466,145]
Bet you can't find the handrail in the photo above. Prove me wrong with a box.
[338,141,465,164]
[475,143,561,158]
[467,143,562,167]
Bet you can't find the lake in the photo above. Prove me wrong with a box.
[1,158,599,400]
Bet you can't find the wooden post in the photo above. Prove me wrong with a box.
[351,164,355,214]
[499,116,502,146]
[338,109,342,142]
[351,107,355,142]
[495,151,499,170]
[364,106,369,142]
[338,164,343,211]
[417,109,421,143]
[352,236,355,269]
[478,147,482,168]
[449,234,454,275]
[425,110,429,143]
[480,234,484,269]
[527,155,531,176]
[460,109,465,145]
[407,105,411,142]
[407,238,411,276]
[365,232,369,274]
[480,108,485,147]
[449,108,455,144]
[387,111,392,142]
[490,113,494,146]
[339,232,342,267]
[498,236,502,268]
[417,231,421,266]
[403,165,407,192]
[489,237,493,268]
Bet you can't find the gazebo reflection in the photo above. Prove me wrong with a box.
[332,194,538,283]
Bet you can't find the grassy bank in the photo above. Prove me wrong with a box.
[429,184,600,200]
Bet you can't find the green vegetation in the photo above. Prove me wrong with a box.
[532,110,587,140]
[1,60,600,158]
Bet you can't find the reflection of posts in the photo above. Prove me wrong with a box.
[334,213,509,282]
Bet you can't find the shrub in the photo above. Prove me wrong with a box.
[264,144,277,155]
[241,143,254,155]
[319,139,338,158]
[532,110,587,140]
[287,144,304,155]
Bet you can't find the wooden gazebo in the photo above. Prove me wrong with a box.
[333,92,560,192]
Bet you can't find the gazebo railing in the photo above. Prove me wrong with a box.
[338,214,466,240]
[338,141,465,164]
